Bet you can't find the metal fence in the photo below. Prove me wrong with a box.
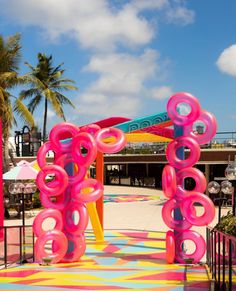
[107,176,157,188]
[0,225,34,268]
[11,131,236,158]
[206,227,236,290]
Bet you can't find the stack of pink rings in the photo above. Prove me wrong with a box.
[33,122,126,264]
[162,92,217,264]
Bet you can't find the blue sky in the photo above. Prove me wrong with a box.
[0,0,236,135]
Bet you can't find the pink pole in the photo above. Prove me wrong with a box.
[0,119,3,229]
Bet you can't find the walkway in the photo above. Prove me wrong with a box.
[1,186,220,290]
[0,230,210,290]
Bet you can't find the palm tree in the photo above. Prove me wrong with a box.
[20,53,77,142]
[0,33,34,172]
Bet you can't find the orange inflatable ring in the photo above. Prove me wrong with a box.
[166,230,175,264]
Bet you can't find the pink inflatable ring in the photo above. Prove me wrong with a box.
[37,141,61,169]
[63,202,89,235]
[162,165,177,199]
[36,165,69,196]
[49,122,80,154]
[167,92,201,126]
[184,110,217,145]
[176,167,206,198]
[40,189,71,211]
[34,230,68,264]
[80,124,101,136]
[166,136,200,169]
[161,198,192,232]
[55,154,87,185]
[57,233,86,263]
[95,128,126,154]
[181,193,215,226]
[72,132,97,167]
[175,230,206,264]
[33,208,63,237]
[71,178,104,203]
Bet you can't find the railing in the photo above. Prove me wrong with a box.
[0,225,34,268]
[206,227,236,290]
[107,176,157,188]
[212,132,236,148]
[113,132,236,155]
[10,131,236,158]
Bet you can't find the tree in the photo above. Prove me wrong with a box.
[0,33,34,172]
[20,53,77,142]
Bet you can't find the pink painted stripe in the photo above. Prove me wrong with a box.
[39,284,128,290]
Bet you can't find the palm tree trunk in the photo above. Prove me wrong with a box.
[2,134,10,173]
[43,97,48,142]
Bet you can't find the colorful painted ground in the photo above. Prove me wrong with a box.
[0,230,211,290]
[104,194,160,203]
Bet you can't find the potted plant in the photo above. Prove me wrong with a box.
[213,211,236,237]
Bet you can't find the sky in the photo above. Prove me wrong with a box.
[0,0,236,136]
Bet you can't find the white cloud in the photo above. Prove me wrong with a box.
[216,44,236,77]
[129,0,168,11]
[76,50,167,120]
[0,0,155,51]
[78,93,140,120]
[165,3,195,25]
[0,0,195,51]
[150,86,173,100]
[84,49,159,96]
[0,0,195,124]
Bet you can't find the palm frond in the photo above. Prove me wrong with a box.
[13,98,35,127]
[24,61,36,72]
[20,52,77,129]
[51,71,63,80]
[52,63,64,74]
[44,89,65,120]
[52,77,76,84]
[55,92,75,108]
[27,94,42,113]
[1,33,21,72]
[51,84,78,91]
[0,71,17,81]
[20,74,46,90]
[19,88,40,101]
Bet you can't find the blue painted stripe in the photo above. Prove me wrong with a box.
[113,111,170,133]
